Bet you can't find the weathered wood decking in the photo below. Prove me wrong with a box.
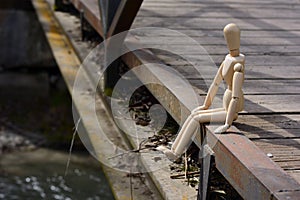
[130,0,300,188]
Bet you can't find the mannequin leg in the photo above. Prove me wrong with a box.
[191,107,224,114]
[172,108,225,150]
[172,110,227,157]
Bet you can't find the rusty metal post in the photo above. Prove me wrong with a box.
[98,0,121,36]
[97,0,121,95]
[98,0,107,34]
[197,124,214,200]
[198,144,214,200]
[97,0,143,95]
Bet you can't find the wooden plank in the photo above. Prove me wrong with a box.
[155,54,300,67]
[157,55,300,80]
[154,54,300,79]
[141,2,300,9]
[253,139,300,170]
[243,80,300,95]
[245,66,300,79]
[171,64,300,79]
[132,17,300,31]
[288,170,300,182]
[189,79,300,95]
[156,45,300,56]
[145,0,300,3]
[235,115,300,139]
[189,65,299,81]
[134,35,300,46]
[277,161,300,170]
[139,7,300,19]
[130,29,300,38]
[274,190,300,200]
[244,95,300,113]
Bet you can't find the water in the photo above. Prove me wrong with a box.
[0,149,114,200]
[0,1,114,197]
[0,72,114,200]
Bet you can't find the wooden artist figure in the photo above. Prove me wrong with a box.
[157,23,245,161]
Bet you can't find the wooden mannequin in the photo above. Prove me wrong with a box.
[157,23,245,160]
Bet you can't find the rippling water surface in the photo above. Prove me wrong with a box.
[0,72,114,200]
[0,149,114,200]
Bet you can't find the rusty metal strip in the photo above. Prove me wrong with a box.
[106,0,143,38]
[207,126,300,200]
[70,0,104,38]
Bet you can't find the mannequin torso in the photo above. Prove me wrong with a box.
[222,54,245,113]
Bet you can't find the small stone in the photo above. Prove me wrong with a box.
[267,153,273,158]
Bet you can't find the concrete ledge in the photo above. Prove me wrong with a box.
[32,0,162,199]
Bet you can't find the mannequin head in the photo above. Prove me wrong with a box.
[223,23,240,56]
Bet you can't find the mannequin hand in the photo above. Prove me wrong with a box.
[192,105,208,114]
[214,124,230,134]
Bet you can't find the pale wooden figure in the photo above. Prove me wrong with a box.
[157,23,245,160]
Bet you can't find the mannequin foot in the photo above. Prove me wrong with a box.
[156,146,180,161]
[214,124,230,134]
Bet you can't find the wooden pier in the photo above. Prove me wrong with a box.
[33,0,300,199]
[132,0,300,182]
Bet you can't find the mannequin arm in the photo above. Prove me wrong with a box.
[215,63,244,133]
[202,62,224,109]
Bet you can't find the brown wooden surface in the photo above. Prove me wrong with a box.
[130,0,300,186]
